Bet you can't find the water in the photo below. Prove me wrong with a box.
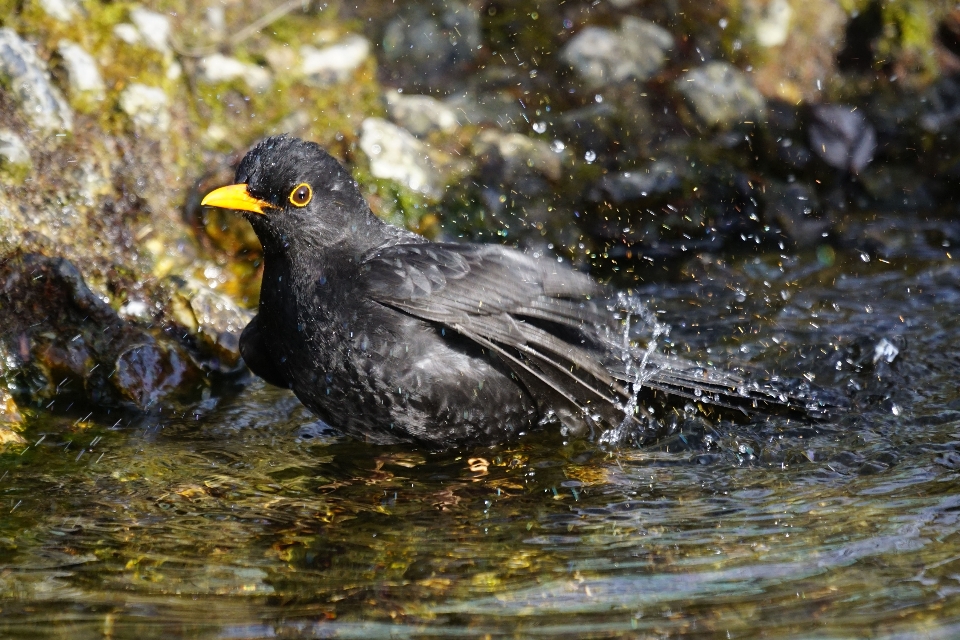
[2,240,960,638]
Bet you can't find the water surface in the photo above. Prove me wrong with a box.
[2,230,960,639]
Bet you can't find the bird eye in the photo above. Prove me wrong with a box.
[289,183,312,207]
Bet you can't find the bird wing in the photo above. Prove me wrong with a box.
[359,242,827,433]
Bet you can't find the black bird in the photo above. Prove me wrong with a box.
[202,135,815,447]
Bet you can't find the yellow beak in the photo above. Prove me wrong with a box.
[200,183,272,214]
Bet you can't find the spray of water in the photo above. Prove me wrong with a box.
[599,292,669,446]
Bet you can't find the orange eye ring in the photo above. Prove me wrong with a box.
[289,183,312,207]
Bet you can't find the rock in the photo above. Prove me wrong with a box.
[676,61,765,129]
[0,130,32,183]
[0,28,73,133]
[382,2,482,89]
[0,254,200,410]
[808,104,876,175]
[0,425,25,448]
[763,180,831,247]
[197,54,271,91]
[749,0,845,103]
[359,118,442,197]
[264,45,297,74]
[751,0,793,47]
[0,379,23,435]
[171,279,253,368]
[113,341,199,409]
[119,83,170,134]
[37,0,79,22]
[589,161,682,203]
[560,17,674,89]
[444,89,528,131]
[113,23,141,46]
[205,5,227,40]
[385,90,459,137]
[554,103,642,163]
[920,74,960,133]
[300,34,370,85]
[129,7,172,55]
[57,40,105,104]
[775,136,812,169]
[472,130,563,184]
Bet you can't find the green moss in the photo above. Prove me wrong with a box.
[879,0,937,74]
[354,169,437,232]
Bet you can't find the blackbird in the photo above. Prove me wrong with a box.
[202,135,817,447]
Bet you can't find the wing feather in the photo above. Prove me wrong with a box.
[361,242,825,433]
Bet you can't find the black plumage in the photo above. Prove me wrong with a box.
[202,135,819,447]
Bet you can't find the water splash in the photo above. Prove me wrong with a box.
[599,292,668,446]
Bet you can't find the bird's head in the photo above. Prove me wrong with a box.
[201,135,380,254]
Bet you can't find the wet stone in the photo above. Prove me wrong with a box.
[385,90,459,137]
[589,161,682,204]
[0,28,73,134]
[197,54,271,92]
[555,103,621,157]
[0,379,23,442]
[359,117,442,197]
[119,83,170,134]
[808,104,877,175]
[676,61,765,130]
[560,17,674,89]
[444,89,527,131]
[113,341,199,409]
[56,40,105,104]
[171,280,253,369]
[0,254,189,410]
[0,130,33,184]
[472,130,563,185]
[300,34,370,86]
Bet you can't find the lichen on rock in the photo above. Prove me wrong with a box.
[0,27,72,133]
